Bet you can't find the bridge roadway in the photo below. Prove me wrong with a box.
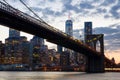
[0,1,100,57]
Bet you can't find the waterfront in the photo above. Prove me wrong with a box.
[0,72,120,80]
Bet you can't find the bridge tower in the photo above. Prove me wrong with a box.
[84,22,104,73]
[85,34,105,73]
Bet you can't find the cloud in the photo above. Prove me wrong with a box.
[80,2,94,9]
[62,0,72,5]
[96,8,107,14]
[30,7,42,12]
[101,0,116,6]
[48,0,55,2]
[73,29,80,39]
[110,4,120,19]
[42,8,54,15]
[3,0,120,20]
[104,14,112,19]
[94,27,119,35]
[94,23,120,50]
[61,0,80,13]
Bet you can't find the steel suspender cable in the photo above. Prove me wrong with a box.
[3,0,10,5]
[19,0,44,22]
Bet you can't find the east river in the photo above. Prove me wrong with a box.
[0,72,119,80]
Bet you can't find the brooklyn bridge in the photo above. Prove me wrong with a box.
[0,1,116,73]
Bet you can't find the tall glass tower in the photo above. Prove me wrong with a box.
[57,19,73,53]
[65,20,73,36]
[84,22,92,35]
[84,22,92,43]
[64,19,73,52]
[65,18,74,65]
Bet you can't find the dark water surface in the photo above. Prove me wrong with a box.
[0,72,119,80]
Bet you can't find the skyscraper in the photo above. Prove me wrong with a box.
[64,17,74,66]
[19,36,30,64]
[5,28,21,64]
[30,36,44,47]
[65,18,73,52]
[9,28,20,38]
[5,28,30,64]
[57,45,62,53]
[65,20,73,36]
[57,15,73,53]
[84,22,92,43]
[30,36,44,65]
[0,41,5,64]
[84,22,92,35]
[60,51,70,66]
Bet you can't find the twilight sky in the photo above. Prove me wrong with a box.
[0,0,120,63]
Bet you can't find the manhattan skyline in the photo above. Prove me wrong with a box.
[0,0,120,63]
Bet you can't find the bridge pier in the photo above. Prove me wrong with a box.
[86,55,105,73]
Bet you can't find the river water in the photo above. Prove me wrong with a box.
[0,72,119,80]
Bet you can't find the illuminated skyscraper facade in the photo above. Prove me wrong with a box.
[5,30,22,64]
[5,29,30,64]
[30,36,44,65]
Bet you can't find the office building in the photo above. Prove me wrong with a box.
[60,51,70,66]
[5,28,30,64]
[19,36,30,64]
[84,22,92,42]
[57,45,62,53]
[30,36,44,65]
[9,28,20,38]
[65,19,73,52]
[65,20,73,36]
[0,41,5,64]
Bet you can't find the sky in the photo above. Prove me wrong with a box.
[0,0,120,63]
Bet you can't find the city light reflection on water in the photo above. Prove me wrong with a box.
[0,72,120,80]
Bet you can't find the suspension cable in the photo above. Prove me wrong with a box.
[3,0,10,5]
[19,0,44,22]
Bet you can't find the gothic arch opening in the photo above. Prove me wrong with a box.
[96,40,101,52]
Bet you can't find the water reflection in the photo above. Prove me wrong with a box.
[0,72,119,80]
[0,72,84,80]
